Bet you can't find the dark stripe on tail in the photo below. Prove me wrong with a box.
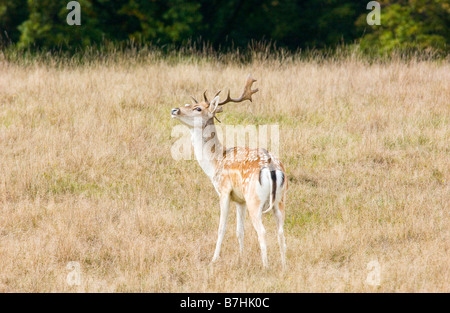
[259,151,278,212]
[270,170,277,205]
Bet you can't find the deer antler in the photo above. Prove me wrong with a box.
[218,74,259,106]
[202,90,222,104]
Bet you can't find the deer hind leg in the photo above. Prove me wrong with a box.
[211,192,230,263]
[273,199,286,271]
[236,203,246,257]
[247,196,268,268]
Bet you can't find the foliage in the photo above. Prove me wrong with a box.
[0,0,28,44]
[358,0,450,54]
[0,0,448,54]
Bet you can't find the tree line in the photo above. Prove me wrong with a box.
[0,0,448,54]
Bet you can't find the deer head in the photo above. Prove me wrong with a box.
[170,74,259,128]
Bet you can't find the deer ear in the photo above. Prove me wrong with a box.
[209,96,220,113]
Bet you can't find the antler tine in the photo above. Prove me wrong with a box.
[203,90,221,106]
[191,96,199,104]
[218,74,259,106]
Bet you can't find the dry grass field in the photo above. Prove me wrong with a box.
[0,51,449,292]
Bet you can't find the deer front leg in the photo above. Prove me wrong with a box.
[211,192,230,263]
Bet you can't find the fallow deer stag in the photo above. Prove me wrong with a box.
[171,75,287,270]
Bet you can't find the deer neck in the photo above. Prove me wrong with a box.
[190,118,223,179]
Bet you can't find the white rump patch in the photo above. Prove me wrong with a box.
[256,168,271,207]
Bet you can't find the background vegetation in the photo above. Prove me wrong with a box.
[0,51,448,292]
[0,0,448,293]
[0,0,449,55]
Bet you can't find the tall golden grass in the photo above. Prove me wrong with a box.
[0,51,448,292]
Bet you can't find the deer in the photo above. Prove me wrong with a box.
[170,75,287,270]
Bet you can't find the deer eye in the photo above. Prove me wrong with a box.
[194,107,202,112]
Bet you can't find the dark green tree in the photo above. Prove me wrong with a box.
[14,0,202,50]
[17,0,103,49]
[358,0,449,54]
[197,0,365,49]
[0,0,28,44]
[0,0,448,54]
